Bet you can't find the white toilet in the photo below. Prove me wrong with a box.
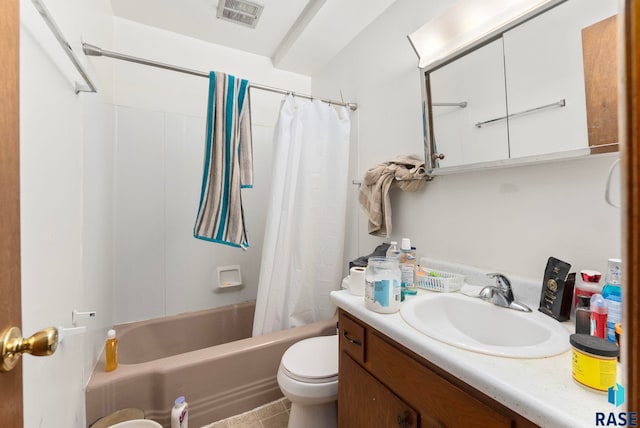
[277,335,339,428]
[110,420,162,428]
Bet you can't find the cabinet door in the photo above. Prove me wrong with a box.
[366,332,514,428]
[429,38,509,167]
[339,353,417,428]
[582,14,618,152]
[503,0,618,158]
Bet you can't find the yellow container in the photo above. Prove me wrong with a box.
[105,329,118,372]
[570,334,619,391]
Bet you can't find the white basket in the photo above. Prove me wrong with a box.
[415,266,464,292]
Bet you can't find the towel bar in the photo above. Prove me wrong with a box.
[432,101,467,108]
[353,177,434,185]
[475,99,566,128]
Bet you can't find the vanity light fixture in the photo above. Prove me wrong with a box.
[408,0,562,69]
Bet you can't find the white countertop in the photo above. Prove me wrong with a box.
[331,288,614,428]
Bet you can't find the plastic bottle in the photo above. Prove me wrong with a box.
[575,295,591,335]
[105,329,118,372]
[590,294,608,339]
[171,396,189,428]
[399,238,416,290]
[573,269,602,310]
[602,258,622,343]
[386,241,401,260]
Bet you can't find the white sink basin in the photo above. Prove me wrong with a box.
[400,292,570,358]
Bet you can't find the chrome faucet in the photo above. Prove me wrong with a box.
[479,273,532,312]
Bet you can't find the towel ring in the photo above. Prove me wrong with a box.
[605,158,621,208]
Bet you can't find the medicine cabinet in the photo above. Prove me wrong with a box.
[420,0,619,173]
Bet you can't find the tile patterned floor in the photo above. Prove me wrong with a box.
[201,398,291,428]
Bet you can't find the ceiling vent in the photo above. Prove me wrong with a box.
[217,0,264,29]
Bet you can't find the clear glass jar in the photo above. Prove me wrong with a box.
[364,257,402,313]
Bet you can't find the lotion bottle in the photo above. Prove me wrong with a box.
[399,238,416,287]
[104,329,118,372]
[171,396,188,428]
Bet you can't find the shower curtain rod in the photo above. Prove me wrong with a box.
[82,43,358,111]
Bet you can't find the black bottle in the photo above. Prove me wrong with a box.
[575,294,592,334]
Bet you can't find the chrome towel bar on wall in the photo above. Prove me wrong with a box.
[475,98,566,128]
[432,101,468,108]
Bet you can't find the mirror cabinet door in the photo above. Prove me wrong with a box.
[503,0,618,159]
[429,39,509,167]
[424,0,620,173]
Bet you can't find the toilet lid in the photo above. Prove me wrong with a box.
[281,335,338,383]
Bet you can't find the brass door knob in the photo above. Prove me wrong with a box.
[0,326,58,372]
[431,153,445,160]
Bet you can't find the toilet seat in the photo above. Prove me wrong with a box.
[280,335,338,384]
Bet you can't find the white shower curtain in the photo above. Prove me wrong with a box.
[252,95,351,336]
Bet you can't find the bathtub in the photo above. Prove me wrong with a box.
[85,301,337,427]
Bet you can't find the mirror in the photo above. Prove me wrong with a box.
[422,0,619,173]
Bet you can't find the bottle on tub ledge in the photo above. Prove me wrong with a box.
[104,329,118,372]
[171,396,188,428]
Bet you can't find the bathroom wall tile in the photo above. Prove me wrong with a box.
[113,108,279,323]
[163,112,216,315]
[114,106,166,323]
[162,116,277,317]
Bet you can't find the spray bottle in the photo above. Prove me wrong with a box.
[590,294,608,339]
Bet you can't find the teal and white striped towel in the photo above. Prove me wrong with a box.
[194,71,253,249]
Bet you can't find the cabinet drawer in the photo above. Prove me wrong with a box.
[338,310,365,363]
[366,332,512,428]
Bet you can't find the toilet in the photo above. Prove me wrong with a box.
[277,335,339,428]
[109,420,162,428]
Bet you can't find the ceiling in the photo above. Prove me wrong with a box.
[110,0,398,75]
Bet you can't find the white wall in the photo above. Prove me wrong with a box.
[312,0,621,281]
[19,0,115,426]
[110,18,312,323]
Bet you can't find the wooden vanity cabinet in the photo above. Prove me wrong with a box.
[337,310,538,428]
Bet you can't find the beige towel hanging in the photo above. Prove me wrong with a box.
[358,155,427,237]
